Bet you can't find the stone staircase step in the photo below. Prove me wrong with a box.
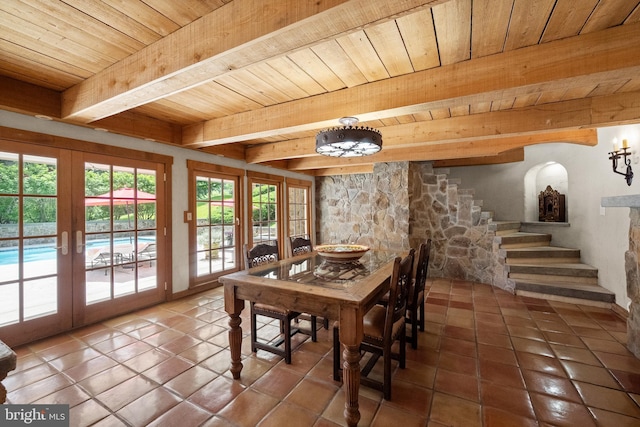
[503,246,581,264]
[507,263,599,285]
[498,232,552,248]
[490,220,521,235]
[490,219,613,306]
[514,280,615,303]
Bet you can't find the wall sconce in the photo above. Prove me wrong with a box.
[609,138,633,186]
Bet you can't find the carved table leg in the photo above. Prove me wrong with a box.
[228,313,243,379]
[224,284,245,380]
[342,344,361,426]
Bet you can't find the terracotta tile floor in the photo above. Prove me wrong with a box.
[6,278,640,426]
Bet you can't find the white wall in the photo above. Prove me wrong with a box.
[0,110,314,294]
[446,124,640,310]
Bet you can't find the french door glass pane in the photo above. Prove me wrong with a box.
[0,196,18,237]
[24,155,57,196]
[24,238,57,278]
[0,283,19,326]
[24,277,57,320]
[1,239,19,282]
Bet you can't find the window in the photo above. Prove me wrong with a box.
[247,172,283,252]
[287,178,312,240]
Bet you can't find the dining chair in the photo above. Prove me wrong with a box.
[333,249,415,400]
[289,235,313,257]
[244,241,316,364]
[289,235,329,330]
[406,239,431,349]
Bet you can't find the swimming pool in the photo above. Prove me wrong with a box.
[0,238,154,266]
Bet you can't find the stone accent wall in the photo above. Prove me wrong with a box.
[408,163,499,285]
[625,208,640,358]
[317,161,501,286]
[316,172,376,247]
[371,162,410,251]
[316,162,410,250]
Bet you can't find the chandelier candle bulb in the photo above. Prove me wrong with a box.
[623,139,629,149]
[613,138,619,152]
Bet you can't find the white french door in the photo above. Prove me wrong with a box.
[0,143,167,347]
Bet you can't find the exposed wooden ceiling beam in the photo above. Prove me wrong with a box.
[0,75,183,144]
[0,76,60,118]
[311,165,374,176]
[198,144,246,161]
[184,21,640,147]
[61,0,449,123]
[432,148,525,168]
[92,111,183,145]
[246,91,612,165]
[286,129,597,170]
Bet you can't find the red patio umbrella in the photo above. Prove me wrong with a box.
[85,187,156,226]
[84,187,156,206]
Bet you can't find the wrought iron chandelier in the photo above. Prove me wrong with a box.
[315,117,382,157]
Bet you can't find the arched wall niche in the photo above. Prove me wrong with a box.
[524,162,569,222]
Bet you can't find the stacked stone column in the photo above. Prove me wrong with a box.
[625,208,640,358]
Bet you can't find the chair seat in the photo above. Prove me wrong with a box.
[253,302,299,318]
[363,306,405,343]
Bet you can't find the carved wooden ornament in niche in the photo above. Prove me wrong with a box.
[538,185,566,222]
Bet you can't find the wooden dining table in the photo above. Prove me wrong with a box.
[219,249,402,426]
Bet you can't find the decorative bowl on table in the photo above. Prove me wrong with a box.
[315,244,370,263]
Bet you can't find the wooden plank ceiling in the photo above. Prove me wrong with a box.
[1,0,640,175]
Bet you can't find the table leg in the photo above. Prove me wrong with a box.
[228,313,243,379]
[224,285,245,379]
[342,344,361,426]
[339,308,363,427]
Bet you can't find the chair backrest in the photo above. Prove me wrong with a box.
[244,241,279,270]
[410,239,431,308]
[289,235,313,257]
[385,249,414,340]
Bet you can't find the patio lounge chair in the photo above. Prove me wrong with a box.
[137,243,156,266]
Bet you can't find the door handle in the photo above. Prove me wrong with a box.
[55,231,69,255]
[76,230,85,254]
